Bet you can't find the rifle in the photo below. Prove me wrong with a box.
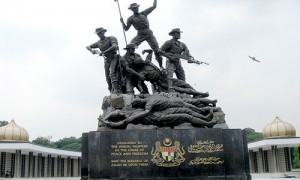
[165,52,209,66]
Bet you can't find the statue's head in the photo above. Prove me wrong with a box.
[212,110,226,124]
[123,43,137,53]
[169,28,182,40]
[95,27,107,38]
[128,3,139,13]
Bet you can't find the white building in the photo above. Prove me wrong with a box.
[0,120,81,178]
[248,116,300,177]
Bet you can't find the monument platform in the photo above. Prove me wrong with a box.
[81,128,251,180]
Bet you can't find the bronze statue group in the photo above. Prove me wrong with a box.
[86,0,226,129]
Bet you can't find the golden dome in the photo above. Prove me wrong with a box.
[0,119,29,142]
[262,116,296,139]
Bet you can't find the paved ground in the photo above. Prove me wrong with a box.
[1,173,300,179]
[1,178,299,179]
[252,172,300,179]
[0,178,80,180]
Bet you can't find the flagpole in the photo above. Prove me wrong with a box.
[114,0,128,45]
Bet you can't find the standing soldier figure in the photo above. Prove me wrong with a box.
[86,27,120,94]
[120,0,163,69]
[158,28,192,92]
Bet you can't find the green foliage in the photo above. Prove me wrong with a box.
[293,148,300,169]
[55,136,81,149]
[61,143,82,151]
[31,136,81,152]
[32,136,55,148]
[0,121,9,127]
[243,128,263,143]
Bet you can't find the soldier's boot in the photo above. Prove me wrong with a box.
[111,81,120,94]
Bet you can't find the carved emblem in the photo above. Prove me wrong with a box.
[151,138,185,167]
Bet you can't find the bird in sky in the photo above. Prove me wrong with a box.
[248,55,261,62]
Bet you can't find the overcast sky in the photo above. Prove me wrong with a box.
[1,0,299,141]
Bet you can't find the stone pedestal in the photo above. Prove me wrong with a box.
[82,129,251,179]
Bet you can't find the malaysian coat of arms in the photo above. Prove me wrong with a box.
[151,138,185,167]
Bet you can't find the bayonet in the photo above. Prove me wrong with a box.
[165,53,209,65]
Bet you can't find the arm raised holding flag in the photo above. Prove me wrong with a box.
[119,0,164,70]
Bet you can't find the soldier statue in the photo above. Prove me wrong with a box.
[120,0,163,69]
[158,28,193,92]
[86,27,120,94]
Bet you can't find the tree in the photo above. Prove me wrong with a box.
[31,136,82,151]
[293,148,300,169]
[32,136,55,148]
[243,128,263,143]
[0,121,9,127]
[55,136,81,151]
[61,143,82,152]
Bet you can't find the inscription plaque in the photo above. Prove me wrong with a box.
[82,129,251,179]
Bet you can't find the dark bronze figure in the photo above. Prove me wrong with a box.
[85,5,227,131]
[86,27,120,94]
[134,49,208,97]
[158,28,192,92]
[120,0,163,69]
[120,43,149,94]
[99,94,216,128]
